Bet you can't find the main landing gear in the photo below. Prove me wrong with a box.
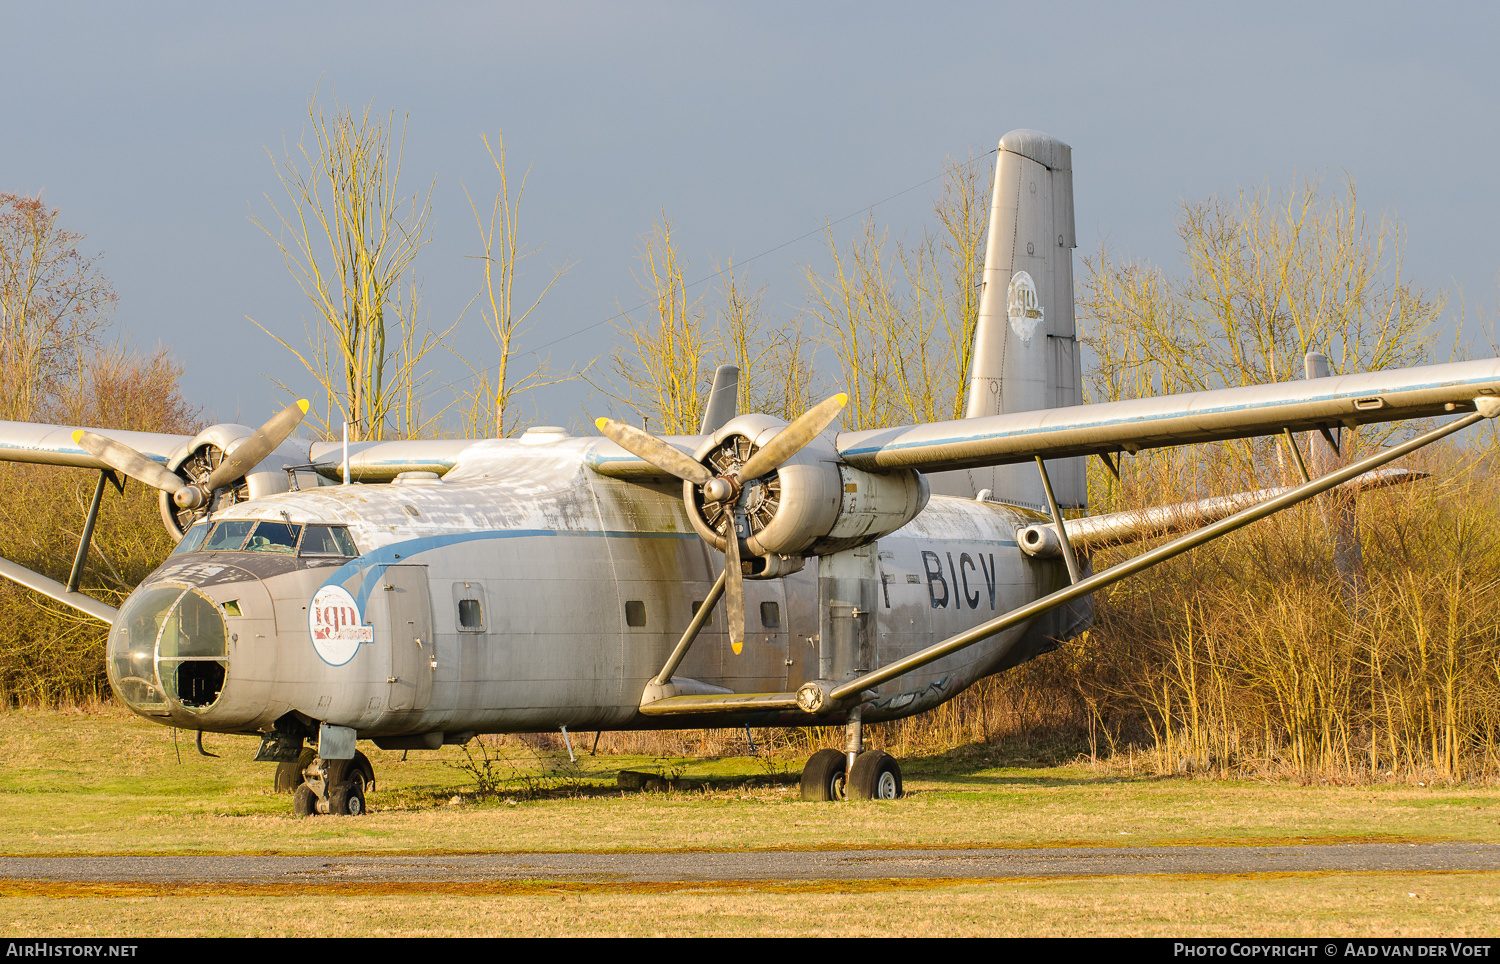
[280,751,375,816]
[798,706,903,801]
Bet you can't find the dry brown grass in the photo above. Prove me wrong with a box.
[3,873,1497,937]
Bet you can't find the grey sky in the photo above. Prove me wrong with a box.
[3,1,1496,432]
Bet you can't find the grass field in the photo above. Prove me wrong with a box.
[2,704,1498,936]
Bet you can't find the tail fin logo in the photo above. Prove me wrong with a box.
[1007,270,1044,341]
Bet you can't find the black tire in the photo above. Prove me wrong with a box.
[324,751,375,793]
[329,778,365,816]
[274,748,315,793]
[291,783,317,816]
[799,748,848,802]
[847,750,902,800]
[352,749,375,791]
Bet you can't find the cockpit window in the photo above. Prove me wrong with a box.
[172,521,210,555]
[299,525,358,557]
[203,520,254,552]
[244,521,302,553]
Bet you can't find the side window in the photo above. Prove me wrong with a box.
[452,582,486,633]
[624,600,647,627]
[172,521,211,555]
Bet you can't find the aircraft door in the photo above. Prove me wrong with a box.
[382,565,434,711]
[738,578,789,693]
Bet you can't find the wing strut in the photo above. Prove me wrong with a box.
[0,465,123,624]
[66,469,123,593]
[0,555,117,624]
[642,399,1497,720]
[1034,456,1081,584]
[802,401,1498,711]
[651,568,727,686]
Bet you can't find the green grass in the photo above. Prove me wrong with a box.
[4,705,1500,936]
[4,705,1500,856]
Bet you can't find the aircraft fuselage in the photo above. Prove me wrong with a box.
[106,434,1075,740]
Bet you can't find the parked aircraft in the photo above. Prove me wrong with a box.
[2,129,1497,814]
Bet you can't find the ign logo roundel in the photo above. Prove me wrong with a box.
[309,585,374,665]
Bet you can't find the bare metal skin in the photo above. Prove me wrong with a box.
[1,129,1496,811]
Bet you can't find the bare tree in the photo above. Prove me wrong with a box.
[457,132,575,437]
[717,259,818,421]
[252,90,440,440]
[1080,175,1444,492]
[0,194,118,422]
[607,215,715,435]
[803,155,989,430]
[605,217,819,432]
[0,197,199,704]
[1081,176,1440,401]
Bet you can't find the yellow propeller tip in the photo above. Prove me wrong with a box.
[834,393,849,406]
[71,430,84,444]
[297,399,310,414]
[594,416,610,431]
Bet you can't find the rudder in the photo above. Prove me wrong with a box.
[930,129,1084,513]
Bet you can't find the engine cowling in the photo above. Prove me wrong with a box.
[158,423,297,539]
[685,414,928,572]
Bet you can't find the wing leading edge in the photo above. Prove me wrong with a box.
[0,421,193,471]
[835,358,1500,473]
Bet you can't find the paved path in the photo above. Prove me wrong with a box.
[3,843,1499,885]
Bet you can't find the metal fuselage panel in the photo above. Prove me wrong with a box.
[117,439,1067,736]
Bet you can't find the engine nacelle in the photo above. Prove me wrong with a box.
[686,414,929,568]
[158,423,300,539]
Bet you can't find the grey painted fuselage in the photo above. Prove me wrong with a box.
[116,432,1071,739]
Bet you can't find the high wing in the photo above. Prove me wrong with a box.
[586,357,1500,482]
[0,417,475,483]
[834,357,1500,473]
[0,409,478,623]
[0,421,194,470]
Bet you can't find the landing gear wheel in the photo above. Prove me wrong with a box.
[799,748,848,802]
[291,784,317,816]
[847,750,902,800]
[350,750,375,791]
[329,777,365,816]
[274,748,316,793]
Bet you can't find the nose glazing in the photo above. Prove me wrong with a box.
[107,583,229,716]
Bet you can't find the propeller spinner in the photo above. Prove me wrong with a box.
[74,399,310,515]
[596,393,848,650]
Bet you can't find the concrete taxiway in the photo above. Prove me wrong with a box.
[2,843,1497,885]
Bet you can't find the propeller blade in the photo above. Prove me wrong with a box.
[202,399,311,492]
[594,417,714,486]
[73,431,185,495]
[725,511,745,655]
[735,393,848,482]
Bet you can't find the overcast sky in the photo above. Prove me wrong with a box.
[3,1,1497,434]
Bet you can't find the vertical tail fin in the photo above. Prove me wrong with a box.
[934,129,1085,512]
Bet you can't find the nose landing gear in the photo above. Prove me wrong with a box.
[287,751,374,816]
